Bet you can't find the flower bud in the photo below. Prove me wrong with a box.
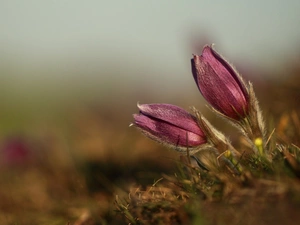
[191,45,249,120]
[132,103,207,153]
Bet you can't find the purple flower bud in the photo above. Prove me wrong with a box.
[133,104,207,151]
[191,45,249,120]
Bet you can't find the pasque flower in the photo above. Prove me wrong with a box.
[191,45,249,120]
[191,45,267,157]
[132,103,207,153]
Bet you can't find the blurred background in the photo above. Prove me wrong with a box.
[1,0,300,129]
[1,0,300,223]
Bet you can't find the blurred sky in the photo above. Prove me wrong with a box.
[1,0,300,110]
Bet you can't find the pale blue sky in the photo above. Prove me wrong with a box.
[1,0,300,102]
[1,1,299,59]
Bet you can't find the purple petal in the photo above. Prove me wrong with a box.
[137,103,204,136]
[191,45,249,119]
[133,113,206,147]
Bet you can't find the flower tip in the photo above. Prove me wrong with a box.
[203,43,215,50]
[137,102,146,111]
[202,45,214,54]
[192,54,201,61]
